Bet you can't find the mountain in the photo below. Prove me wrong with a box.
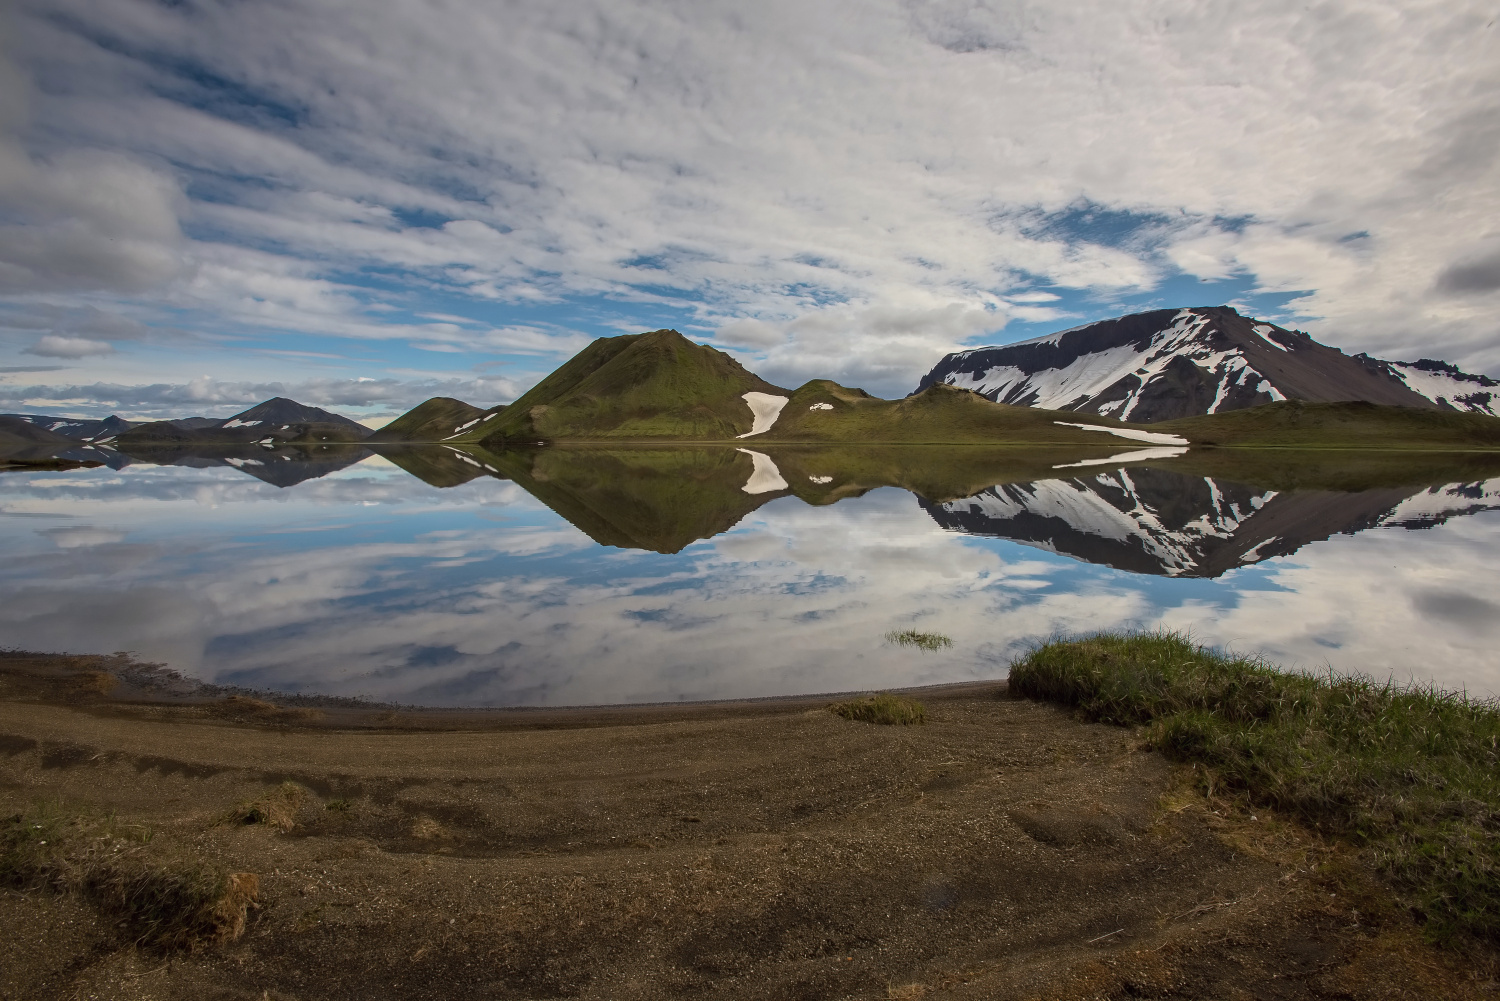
[922,467,1500,578]
[0,414,137,443]
[118,397,371,446]
[226,397,370,433]
[386,320,1500,450]
[916,306,1499,422]
[365,398,506,444]
[448,329,789,445]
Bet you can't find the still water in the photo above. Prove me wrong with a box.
[3,443,1498,705]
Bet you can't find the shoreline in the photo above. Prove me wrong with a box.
[0,649,1006,731]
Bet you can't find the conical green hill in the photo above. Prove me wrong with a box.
[365,397,505,443]
[454,329,789,444]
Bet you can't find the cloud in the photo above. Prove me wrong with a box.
[0,374,521,420]
[24,334,116,358]
[1437,241,1500,295]
[0,46,185,295]
[0,0,1497,387]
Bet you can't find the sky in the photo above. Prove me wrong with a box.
[1,0,1497,422]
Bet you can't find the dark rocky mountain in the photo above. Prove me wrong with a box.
[917,306,1499,422]
[922,468,1500,577]
[118,397,371,446]
[0,413,137,442]
[226,397,369,432]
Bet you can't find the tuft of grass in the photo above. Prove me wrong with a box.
[325,798,352,813]
[830,693,927,726]
[1,805,257,949]
[208,695,323,724]
[1008,630,1500,948]
[885,630,954,652]
[226,782,308,832]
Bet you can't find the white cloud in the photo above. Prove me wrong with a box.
[24,334,116,358]
[0,0,1496,389]
[0,373,520,420]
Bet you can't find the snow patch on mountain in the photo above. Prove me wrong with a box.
[1386,362,1499,416]
[737,393,789,438]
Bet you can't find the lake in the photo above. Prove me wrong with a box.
[3,443,1498,705]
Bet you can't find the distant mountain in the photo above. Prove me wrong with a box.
[0,413,137,442]
[917,306,1499,422]
[922,469,1500,578]
[366,398,506,444]
[447,329,789,445]
[118,397,370,446]
[226,397,369,432]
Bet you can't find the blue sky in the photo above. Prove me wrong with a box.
[1,1,1497,422]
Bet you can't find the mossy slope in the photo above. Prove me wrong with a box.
[1159,399,1500,449]
[366,397,505,443]
[454,330,787,445]
[756,381,1153,445]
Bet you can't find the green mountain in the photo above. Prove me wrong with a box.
[366,398,506,444]
[449,329,789,445]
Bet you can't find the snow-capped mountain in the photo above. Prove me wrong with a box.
[0,413,137,443]
[916,306,1499,422]
[922,469,1500,578]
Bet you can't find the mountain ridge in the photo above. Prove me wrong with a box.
[917,306,1497,422]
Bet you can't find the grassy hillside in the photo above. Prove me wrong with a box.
[755,382,1164,446]
[1010,632,1500,950]
[453,329,787,445]
[1161,400,1500,449]
[366,398,504,444]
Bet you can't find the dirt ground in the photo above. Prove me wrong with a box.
[0,656,1491,1000]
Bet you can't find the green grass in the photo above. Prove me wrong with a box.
[1009,631,1500,947]
[1159,399,1500,450]
[830,693,927,725]
[885,629,954,652]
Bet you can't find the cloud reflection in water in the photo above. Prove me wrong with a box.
[0,451,1497,704]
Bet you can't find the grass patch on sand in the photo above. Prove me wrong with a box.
[1,804,257,949]
[831,693,927,725]
[1009,631,1500,948]
[225,781,308,832]
[885,630,954,652]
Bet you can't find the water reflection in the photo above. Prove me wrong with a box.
[1,442,1497,703]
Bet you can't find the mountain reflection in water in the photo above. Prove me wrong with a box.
[2,442,1499,704]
